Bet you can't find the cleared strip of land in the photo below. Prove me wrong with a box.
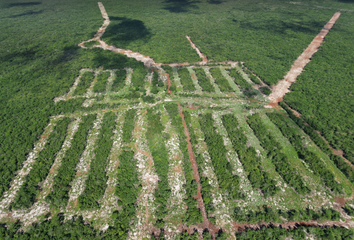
[268,12,341,107]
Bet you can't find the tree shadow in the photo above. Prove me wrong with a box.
[163,0,201,13]
[208,0,224,4]
[8,10,43,18]
[103,17,152,48]
[6,2,41,7]
[91,48,143,70]
[238,15,328,35]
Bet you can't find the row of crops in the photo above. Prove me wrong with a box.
[2,103,354,235]
[58,65,267,105]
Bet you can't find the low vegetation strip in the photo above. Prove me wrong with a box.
[221,114,278,198]
[110,150,139,239]
[178,107,210,234]
[164,103,202,225]
[268,12,341,106]
[209,67,233,92]
[93,71,110,93]
[12,117,71,210]
[37,118,81,203]
[74,71,95,96]
[194,68,214,93]
[229,69,257,97]
[78,112,116,209]
[0,115,61,211]
[160,107,187,238]
[247,114,309,195]
[46,114,97,208]
[212,112,261,203]
[122,109,137,143]
[267,112,342,193]
[178,68,195,91]
[198,113,242,200]
[66,113,104,214]
[130,111,158,240]
[110,69,127,92]
[191,112,234,235]
[92,111,125,231]
[146,108,171,229]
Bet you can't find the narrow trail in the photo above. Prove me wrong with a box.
[177,103,220,238]
[186,35,208,64]
[267,12,341,107]
[78,3,210,68]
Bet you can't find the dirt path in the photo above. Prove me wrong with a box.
[78,3,212,69]
[267,12,341,107]
[186,35,208,64]
[177,103,221,238]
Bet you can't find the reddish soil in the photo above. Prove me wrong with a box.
[165,72,173,96]
[268,12,341,107]
[178,103,219,238]
[186,35,208,64]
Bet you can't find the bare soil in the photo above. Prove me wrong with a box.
[178,103,219,238]
[268,12,341,107]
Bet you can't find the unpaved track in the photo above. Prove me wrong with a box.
[78,3,211,68]
[186,35,208,64]
[268,12,341,107]
[178,103,220,238]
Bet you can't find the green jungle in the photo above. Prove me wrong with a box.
[0,0,354,239]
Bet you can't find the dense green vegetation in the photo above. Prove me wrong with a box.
[242,67,261,85]
[47,114,97,207]
[160,65,176,92]
[78,112,116,209]
[178,68,195,91]
[234,206,339,224]
[93,71,110,93]
[247,114,309,195]
[164,104,202,225]
[194,68,213,92]
[1,0,354,236]
[280,103,354,185]
[183,111,215,217]
[283,13,354,162]
[150,70,164,94]
[12,117,71,209]
[198,113,242,199]
[111,69,126,92]
[229,69,257,97]
[113,150,139,239]
[146,108,171,228]
[259,86,271,96]
[235,226,354,240]
[267,112,341,193]
[122,109,136,143]
[222,114,278,198]
[74,71,94,95]
[209,67,233,92]
[2,217,352,240]
[130,65,147,92]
